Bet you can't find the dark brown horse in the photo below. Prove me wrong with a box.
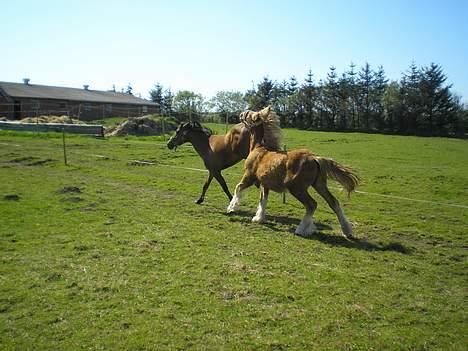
[227,106,360,238]
[167,121,250,204]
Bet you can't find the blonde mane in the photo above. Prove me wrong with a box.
[240,106,283,150]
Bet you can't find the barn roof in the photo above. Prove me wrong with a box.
[0,81,157,106]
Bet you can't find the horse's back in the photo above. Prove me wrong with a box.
[224,123,250,158]
[246,147,319,191]
[207,124,249,170]
[284,149,320,186]
[246,148,288,192]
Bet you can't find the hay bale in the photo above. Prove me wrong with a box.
[105,116,174,136]
[18,115,85,124]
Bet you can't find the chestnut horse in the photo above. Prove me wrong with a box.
[227,106,360,238]
[167,121,250,204]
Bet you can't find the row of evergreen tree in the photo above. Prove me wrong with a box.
[245,62,466,136]
[148,62,467,137]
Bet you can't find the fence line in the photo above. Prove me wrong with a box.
[1,137,466,210]
[63,147,468,211]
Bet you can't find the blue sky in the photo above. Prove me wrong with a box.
[2,0,468,101]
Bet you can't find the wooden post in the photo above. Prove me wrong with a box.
[77,104,82,121]
[62,128,68,165]
[283,144,287,204]
[225,111,229,133]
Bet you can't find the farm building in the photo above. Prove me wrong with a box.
[0,80,159,120]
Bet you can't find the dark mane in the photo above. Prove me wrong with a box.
[191,122,212,137]
[200,126,213,137]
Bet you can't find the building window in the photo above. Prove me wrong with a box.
[105,104,112,114]
[59,102,67,109]
[30,100,40,110]
[142,105,148,113]
[83,103,92,112]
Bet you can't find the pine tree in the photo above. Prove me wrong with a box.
[372,65,388,129]
[149,83,164,114]
[337,73,350,129]
[126,83,133,95]
[346,62,358,128]
[419,63,456,135]
[246,77,275,110]
[400,62,421,133]
[288,76,299,95]
[162,89,173,115]
[285,76,300,127]
[323,66,339,129]
[358,62,373,130]
[301,70,316,128]
[383,81,402,132]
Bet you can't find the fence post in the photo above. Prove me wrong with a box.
[62,128,68,165]
[225,111,229,133]
[283,144,287,204]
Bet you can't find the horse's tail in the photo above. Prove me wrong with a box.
[315,157,360,196]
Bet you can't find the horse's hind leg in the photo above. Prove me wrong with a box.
[227,173,255,213]
[289,186,318,236]
[313,175,353,238]
[252,187,269,223]
[213,171,233,201]
[196,173,214,204]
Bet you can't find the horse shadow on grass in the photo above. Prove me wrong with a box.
[226,211,412,255]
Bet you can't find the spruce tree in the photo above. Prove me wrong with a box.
[358,62,374,130]
[400,62,421,133]
[346,62,358,128]
[372,65,388,129]
[162,89,173,115]
[323,66,339,129]
[247,77,275,110]
[301,70,316,128]
[419,63,456,135]
[149,83,164,114]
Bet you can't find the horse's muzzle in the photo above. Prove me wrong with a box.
[167,140,175,150]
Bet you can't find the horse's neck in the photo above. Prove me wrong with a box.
[249,124,264,152]
[188,133,211,159]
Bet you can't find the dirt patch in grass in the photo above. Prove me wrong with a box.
[9,156,55,166]
[57,186,82,194]
[61,196,84,203]
[3,194,20,201]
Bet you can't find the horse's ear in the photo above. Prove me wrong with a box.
[260,106,271,117]
[193,121,201,128]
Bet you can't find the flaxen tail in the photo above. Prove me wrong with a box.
[315,157,360,196]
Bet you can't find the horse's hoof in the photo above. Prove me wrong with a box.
[251,215,265,223]
[341,222,354,238]
[226,204,239,213]
[195,198,204,205]
[295,223,317,237]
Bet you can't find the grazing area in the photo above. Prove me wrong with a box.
[0,126,467,350]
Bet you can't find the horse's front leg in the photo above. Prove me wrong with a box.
[212,171,232,201]
[227,173,255,213]
[252,186,269,223]
[196,173,214,204]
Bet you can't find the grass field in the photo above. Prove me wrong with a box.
[0,126,467,350]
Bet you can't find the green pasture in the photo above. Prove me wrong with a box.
[0,126,467,350]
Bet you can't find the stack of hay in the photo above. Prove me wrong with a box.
[19,116,85,124]
[105,116,166,136]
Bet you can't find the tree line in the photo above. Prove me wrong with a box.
[148,62,467,137]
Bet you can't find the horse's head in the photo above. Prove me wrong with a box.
[240,106,271,128]
[167,121,206,150]
[239,106,283,151]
